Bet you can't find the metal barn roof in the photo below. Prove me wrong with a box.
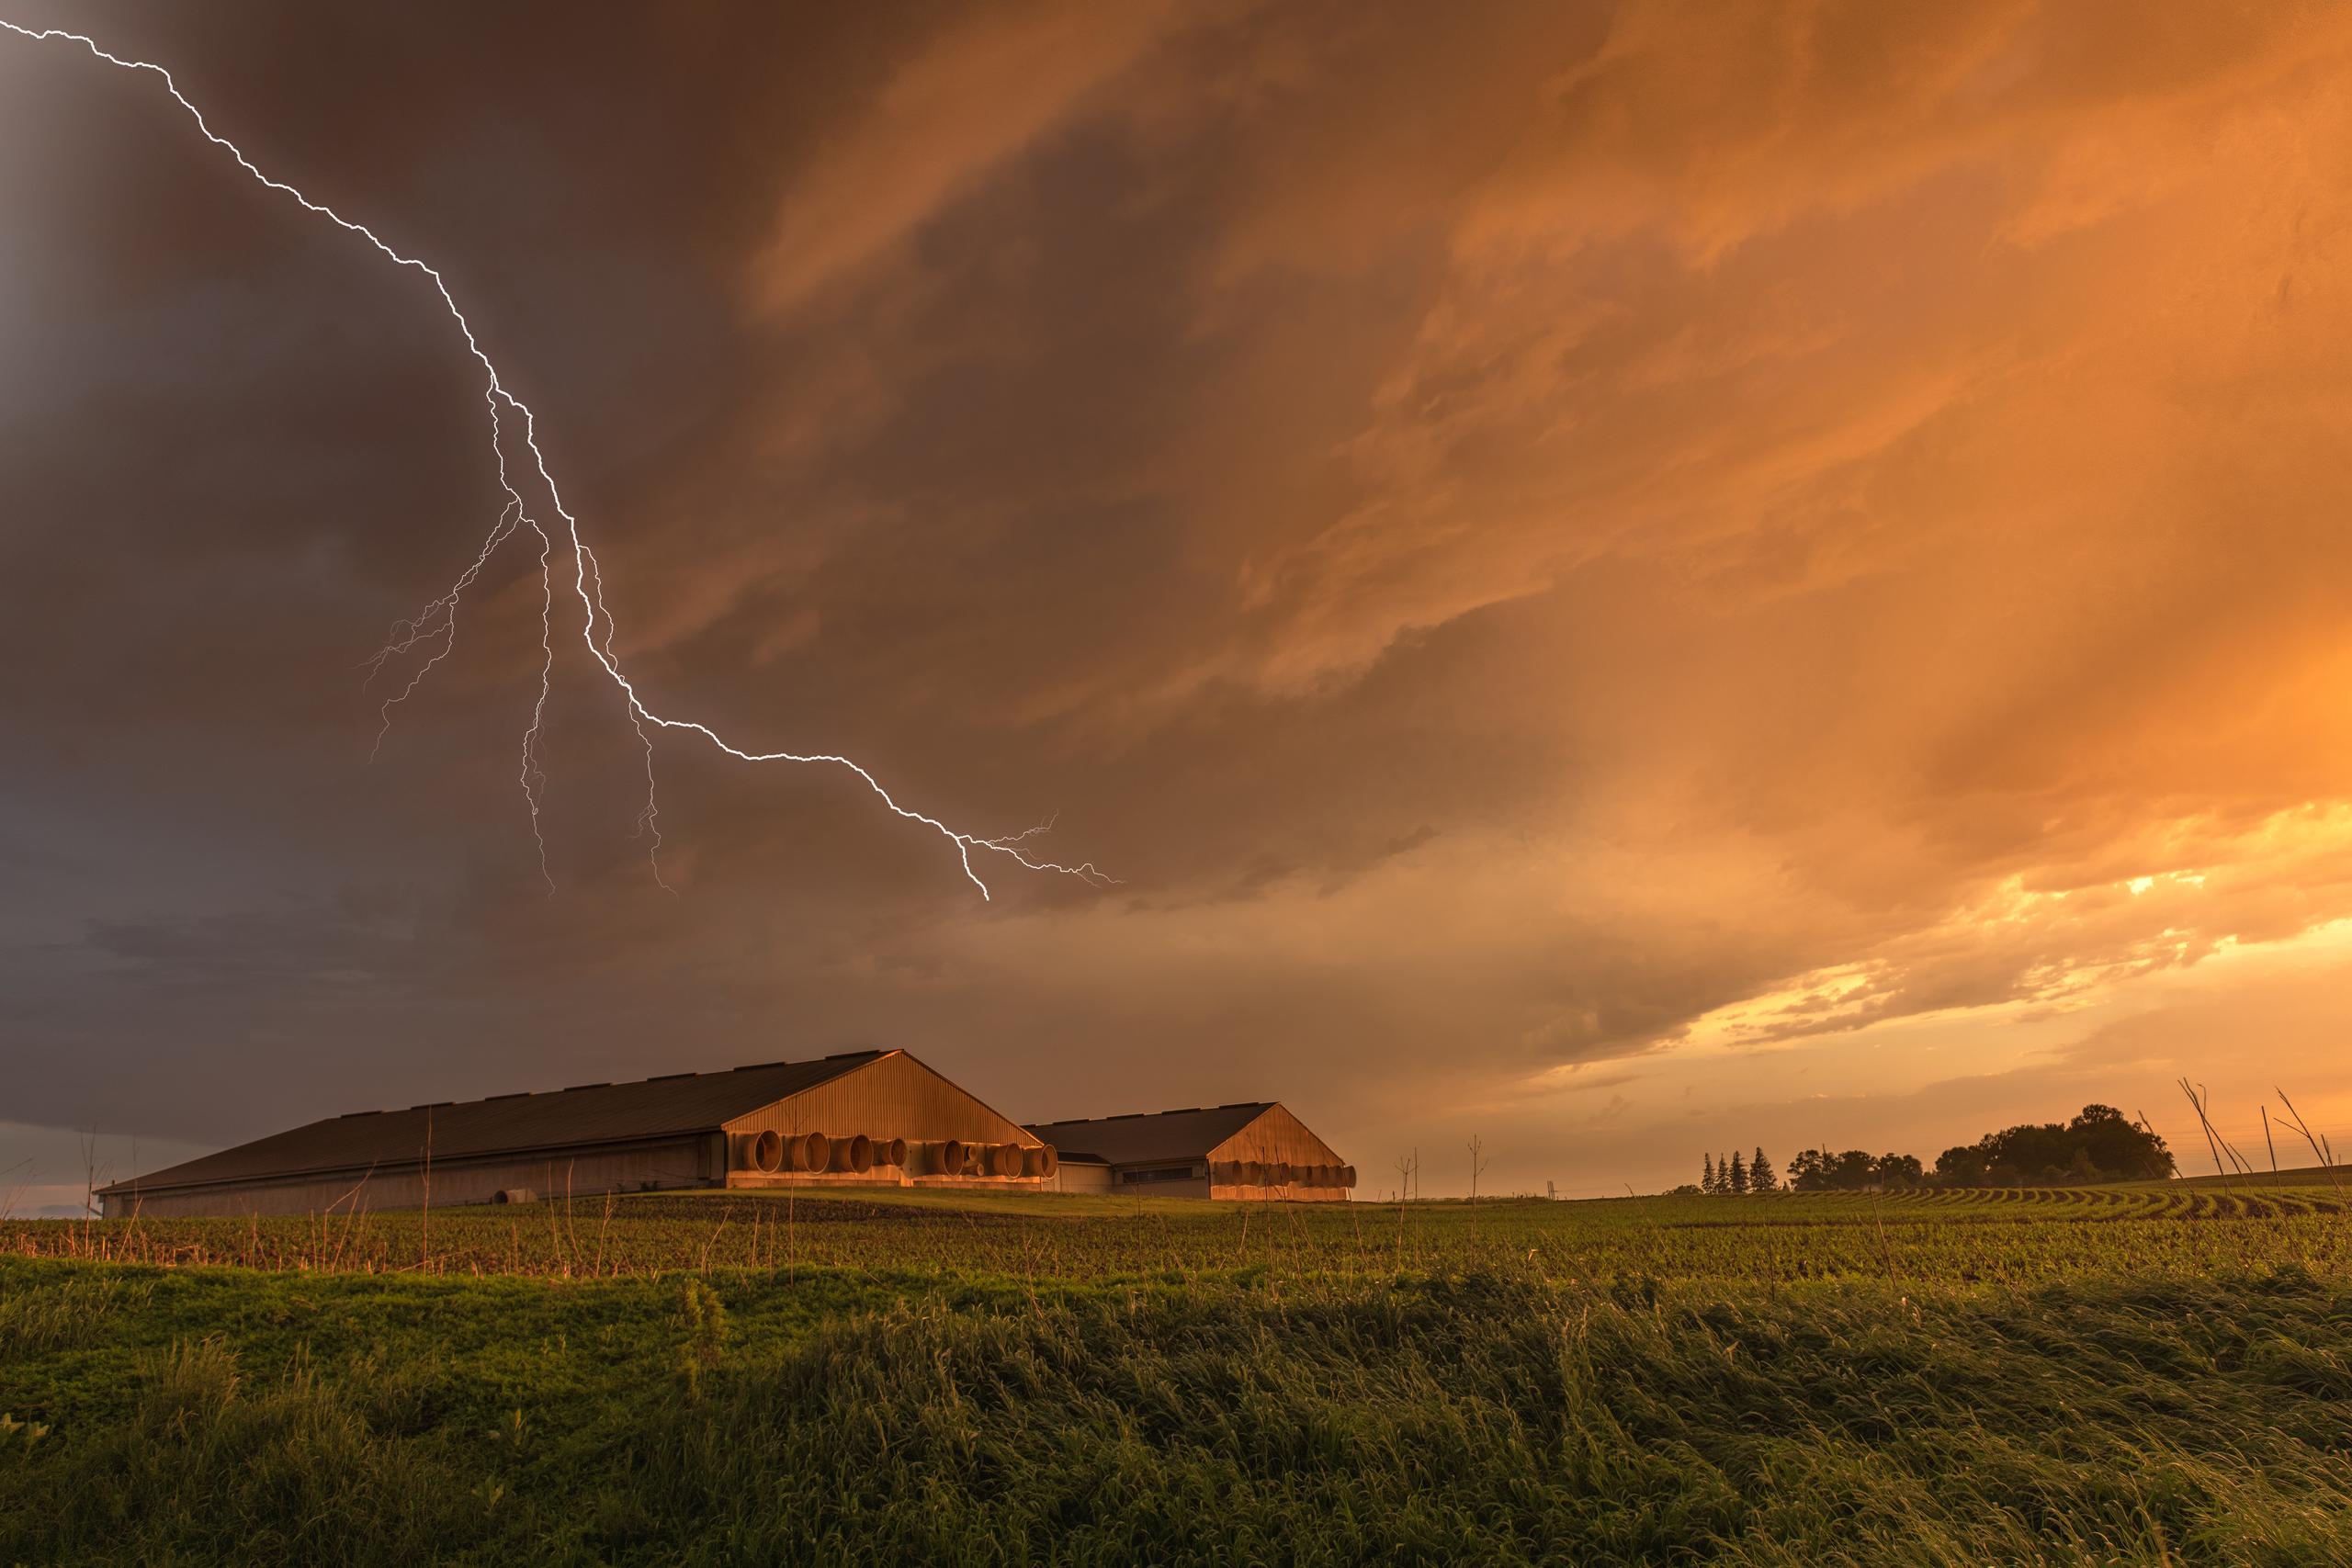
[99,1052,888,1195]
[1023,1102,1274,1167]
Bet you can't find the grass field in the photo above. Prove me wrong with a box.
[6,1185,2350,1564]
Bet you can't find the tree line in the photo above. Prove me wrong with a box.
[1680,1106,2174,1193]
[1928,1103,2172,1185]
[1692,1148,1780,1194]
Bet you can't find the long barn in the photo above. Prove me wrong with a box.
[96,1049,1057,1218]
[1025,1102,1356,1201]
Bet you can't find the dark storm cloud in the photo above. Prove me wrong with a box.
[8,1,2352,1191]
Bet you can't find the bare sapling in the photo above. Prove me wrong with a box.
[2177,1079,2235,1195]
[81,1129,101,1250]
[2274,1089,2346,1206]
[1467,1134,1491,1247]
[420,1108,434,1271]
[0,1156,32,1222]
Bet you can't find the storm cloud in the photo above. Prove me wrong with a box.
[6,0,2352,1200]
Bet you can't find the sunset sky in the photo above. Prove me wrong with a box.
[7,1,2352,1209]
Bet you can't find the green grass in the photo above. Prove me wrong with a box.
[5,1187,2350,1564]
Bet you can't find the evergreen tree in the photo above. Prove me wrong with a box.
[1702,1152,1715,1193]
[1727,1150,1748,1194]
[1750,1147,1777,1193]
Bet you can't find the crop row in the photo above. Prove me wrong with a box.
[6,1182,2346,1286]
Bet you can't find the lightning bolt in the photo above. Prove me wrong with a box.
[5,19,1112,900]
[363,497,522,758]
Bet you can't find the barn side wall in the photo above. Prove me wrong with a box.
[1210,1181,1347,1202]
[97,1134,718,1219]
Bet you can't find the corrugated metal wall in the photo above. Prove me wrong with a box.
[99,1135,712,1218]
[1205,1105,1353,1201]
[721,1052,1052,1190]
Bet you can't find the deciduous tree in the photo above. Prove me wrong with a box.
[1930,1106,2173,1186]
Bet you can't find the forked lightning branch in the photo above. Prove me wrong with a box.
[2,18,1110,900]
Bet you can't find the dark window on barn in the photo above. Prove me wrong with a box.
[1120,1165,1199,1184]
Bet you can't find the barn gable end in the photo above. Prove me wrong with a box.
[1027,1100,1355,1201]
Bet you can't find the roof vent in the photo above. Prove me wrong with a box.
[733,1060,790,1072]
[408,1100,455,1111]
[337,1108,382,1119]
[1107,1112,1145,1121]
[561,1082,610,1093]
[646,1071,696,1082]
[824,1049,874,1060]
[484,1091,530,1101]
